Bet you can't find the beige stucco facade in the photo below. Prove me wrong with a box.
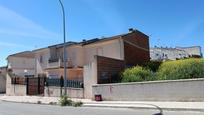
[83,39,124,65]
[34,48,50,75]
[46,68,83,80]
[32,39,124,80]
[7,56,35,77]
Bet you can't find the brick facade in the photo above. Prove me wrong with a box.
[122,31,150,66]
[96,56,125,84]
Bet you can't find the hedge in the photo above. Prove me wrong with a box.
[143,61,162,72]
[157,58,204,80]
[121,66,154,82]
[121,58,204,82]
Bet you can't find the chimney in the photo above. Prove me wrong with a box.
[82,39,86,42]
[128,28,134,33]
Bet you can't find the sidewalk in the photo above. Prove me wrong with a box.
[1,95,204,112]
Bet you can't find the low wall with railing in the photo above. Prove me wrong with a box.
[92,78,204,101]
[44,78,84,98]
[44,86,84,98]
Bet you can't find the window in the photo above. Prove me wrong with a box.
[40,55,43,63]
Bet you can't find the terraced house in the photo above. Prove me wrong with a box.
[6,29,150,98]
[0,66,7,93]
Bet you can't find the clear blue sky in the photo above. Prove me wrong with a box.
[0,0,204,66]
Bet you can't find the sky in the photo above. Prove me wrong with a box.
[0,0,204,66]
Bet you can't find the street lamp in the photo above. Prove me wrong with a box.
[59,0,67,95]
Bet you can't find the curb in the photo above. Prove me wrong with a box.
[83,104,204,112]
[0,99,58,106]
[1,99,204,112]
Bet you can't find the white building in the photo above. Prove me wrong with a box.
[150,46,202,61]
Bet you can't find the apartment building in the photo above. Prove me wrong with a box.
[150,46,202,61]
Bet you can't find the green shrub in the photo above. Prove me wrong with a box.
[121,66,154,82]
[72,101,83,107]
[143,61,162,72]
[59,95,83,107]
[157,58,204,80]
[59,95,72,106]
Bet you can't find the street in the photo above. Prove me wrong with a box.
[0,100,203,115]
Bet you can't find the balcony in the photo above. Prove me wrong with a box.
[47,58,73,69]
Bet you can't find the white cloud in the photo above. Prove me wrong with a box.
[0,5,59,39]
[0,41,31,48]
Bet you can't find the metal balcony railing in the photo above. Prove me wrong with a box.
[47,58,73,69]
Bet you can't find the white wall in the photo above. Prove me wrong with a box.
[83,57,98,99]
[93,79,204,101]
[150,46,202,61]
[177,46,202,56]
[8,57,35,77]
[6,74,26,96]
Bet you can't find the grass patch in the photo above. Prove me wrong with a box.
[59,95,83,107]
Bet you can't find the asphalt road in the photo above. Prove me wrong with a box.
[0,100,203,115]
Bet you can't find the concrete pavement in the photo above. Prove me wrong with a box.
[0,100,204,115]
[1,95,204,112]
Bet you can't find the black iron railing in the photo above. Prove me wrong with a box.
[46,78,83,88]
[11,77,27,85]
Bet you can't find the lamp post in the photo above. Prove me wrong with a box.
[59,0,67,96]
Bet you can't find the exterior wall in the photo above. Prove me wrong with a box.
[46,68,83,81]
[7,85,27,96]
[122,32,150,66]
[176,46,202,57]
[8,57,35,77]
[83,39,124,65]
[66,46,84,67]
[35,48,50,75]
[6,74,26,96]
[124,42,150,65]
[0,75,6,93]
[44,86,84,98]
[0,67,7,93]
[150,46,202,61]
[150,48,188,61]
[92,79,204,101]
[97,56,125,84]
[83,58,97,99]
